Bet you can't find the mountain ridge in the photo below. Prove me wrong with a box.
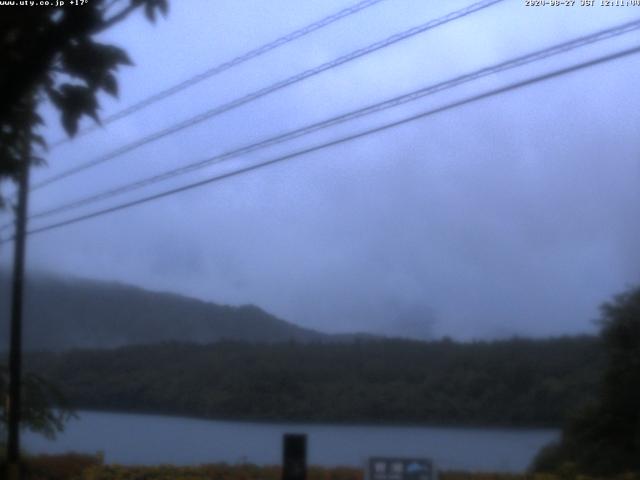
[0,271,359,350]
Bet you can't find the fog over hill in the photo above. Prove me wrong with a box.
[0,271,357,351]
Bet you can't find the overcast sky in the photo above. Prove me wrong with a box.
[2,0,639,340]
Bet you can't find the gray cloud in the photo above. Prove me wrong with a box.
[2,0,639,340]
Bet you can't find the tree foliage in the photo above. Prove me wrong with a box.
[0,0,168,206]
[26,336,602,427]
[0,1,169,451]
[0,363,75,446]
[532,286,640,475]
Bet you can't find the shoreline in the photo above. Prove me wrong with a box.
[68,407,561,433]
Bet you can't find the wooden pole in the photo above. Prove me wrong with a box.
[6,133,31,479]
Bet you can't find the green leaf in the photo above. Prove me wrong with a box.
[158,0,169,16]
[102,72,118,97]
[31,133,48,151]
[61,40,133,91]
[31,155,47,167]
[144,3,157,23]
[54,84,101,136]
[61,110,78,136]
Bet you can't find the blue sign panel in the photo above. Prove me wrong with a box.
[368,457,435,480]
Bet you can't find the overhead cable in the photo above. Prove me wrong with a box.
[12,18,639,228]
[32,0,504,191]
[4,43,638,243]
[49,0,390,147]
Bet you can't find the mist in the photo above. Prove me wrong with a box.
[1,0,639,340]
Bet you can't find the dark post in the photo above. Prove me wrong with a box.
[6,135,31,480]
[282,433,307,480]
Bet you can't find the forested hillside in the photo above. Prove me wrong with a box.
[27,336,603,427]
[0,272,327,350]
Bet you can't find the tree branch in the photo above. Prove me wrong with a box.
[95,3,140,33]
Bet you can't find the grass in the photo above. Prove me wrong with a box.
[2,453,638,480]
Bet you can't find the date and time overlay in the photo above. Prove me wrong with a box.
[525,0,640,7]
[1,0,640,8]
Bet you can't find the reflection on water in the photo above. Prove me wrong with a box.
[23,411,558,472]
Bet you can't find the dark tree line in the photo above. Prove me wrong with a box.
[25,335,602,428]
[533,286,640,476]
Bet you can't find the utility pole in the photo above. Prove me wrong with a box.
[6,130,31,480]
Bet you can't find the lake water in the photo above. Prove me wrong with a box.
[23,411,558,472]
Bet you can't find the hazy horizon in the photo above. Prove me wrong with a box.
[1,0,639,341]
[0,264,618,342]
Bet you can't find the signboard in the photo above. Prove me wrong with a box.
[368,457,435,480]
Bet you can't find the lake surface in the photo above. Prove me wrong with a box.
[23,411,558,472]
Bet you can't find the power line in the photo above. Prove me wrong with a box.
[10,18,640,228]
[32,0,504,191]
[49,0,390,147]
[4,43,638,244]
